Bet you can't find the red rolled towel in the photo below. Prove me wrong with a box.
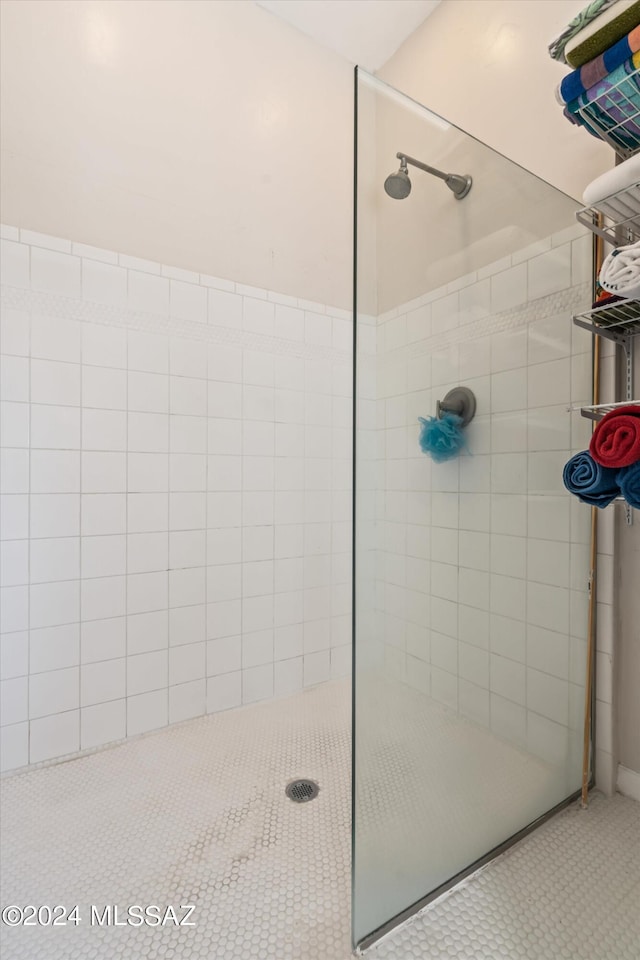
[590,404,640,468]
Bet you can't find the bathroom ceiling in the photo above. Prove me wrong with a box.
[255,0,441,70]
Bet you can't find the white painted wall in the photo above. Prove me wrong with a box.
[0,0,353,309]
[377,0,613,200]
[1,0,615,313]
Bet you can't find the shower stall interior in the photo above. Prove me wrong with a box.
[0,57,606,960]
[352,68,594,947]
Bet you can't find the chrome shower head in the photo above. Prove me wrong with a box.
[384,152,472,201]
[384,157,412,200]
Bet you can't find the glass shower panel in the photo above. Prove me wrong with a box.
[353,68,593,948]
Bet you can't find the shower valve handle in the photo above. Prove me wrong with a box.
[435,387,477,426]
[436,398,461,418]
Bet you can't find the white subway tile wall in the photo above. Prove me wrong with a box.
[371,224,597,771]
[0,228,355,770]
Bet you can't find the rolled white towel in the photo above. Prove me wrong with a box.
[582,157,640,234]
[583,154,640,205]
[599,238,640,299]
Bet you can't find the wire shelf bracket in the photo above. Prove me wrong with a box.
[573,300,640,402]
[577,400,640,421]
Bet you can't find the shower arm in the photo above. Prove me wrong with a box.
[397,152,450,182]
[396,152,471,198]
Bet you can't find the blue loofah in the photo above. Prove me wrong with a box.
[418,412,467,462]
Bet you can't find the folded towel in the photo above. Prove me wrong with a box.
[566,0,640,67]
[549,0,622,63]
[563,105,604,137]
[583,146,640,206]
[563,450,621,506]
[599,238,640,298]
[618,460,640,506]
[559,25,640,102]
[565,49,640,111]
[590,403,640,467]
[564,50,640,150]
[592,291,624,308]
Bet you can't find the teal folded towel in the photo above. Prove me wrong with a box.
[618,460,640,507]
[563,450,620,507]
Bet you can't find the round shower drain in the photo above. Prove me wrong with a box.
[285,779,319,803]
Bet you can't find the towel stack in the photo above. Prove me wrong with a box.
[550,0,640,151]
[563,404,640,508]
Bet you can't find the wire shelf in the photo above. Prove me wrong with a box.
[577,400,640,421]
[572,299,640,336]
[576,181,640,245]
[572,65,640,157]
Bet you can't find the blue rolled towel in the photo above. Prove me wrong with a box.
[563,451,620,507]
[618,460,640,508]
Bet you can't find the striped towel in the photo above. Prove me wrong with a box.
[558,24,640,102]
[563,49,640,149]
[549,0,621,63]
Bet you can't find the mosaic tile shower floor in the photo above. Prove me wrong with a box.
[1,678,639,960]
[368,789,640,960]
[1,681,351,960]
